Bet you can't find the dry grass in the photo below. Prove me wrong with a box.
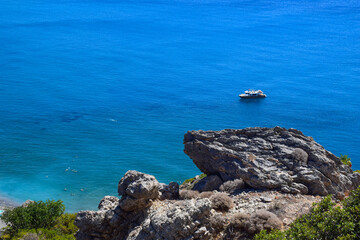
[199,191,214,199]
[210,193,234,212]
[179,189,199,199]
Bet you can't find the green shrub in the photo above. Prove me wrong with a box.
[182,177,196,185]
[1,200,65,235]
[52,213,77,235]
[181,173,207,185]
[0,200,77,240]
[255,187,360,240]
[340,154,352,167]
[9,227,76,240]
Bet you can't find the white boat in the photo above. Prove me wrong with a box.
[239,90,266,99]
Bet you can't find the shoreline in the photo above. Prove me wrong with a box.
[0,195,19,210]
[0,195,19,231]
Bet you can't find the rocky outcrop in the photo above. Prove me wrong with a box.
[75,170,320,240]
[184,127,360,197]
[75,170,213,240]
[75,127,360,240]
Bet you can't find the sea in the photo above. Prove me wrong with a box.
[0,0,359,212]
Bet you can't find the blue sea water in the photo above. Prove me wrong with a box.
[0,0,359,212]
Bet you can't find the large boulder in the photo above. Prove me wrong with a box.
[193,175,223,192]
[118,170,160,212]
[118,170,160,200]
[184,127,360,196]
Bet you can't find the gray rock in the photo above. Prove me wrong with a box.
[75,170,323,240]
[118,170,159,200]
[117,171,161,212]
[159,182,179,200]
[119,196,153,212]
[98,196,119,211]
[184,127,360,196]
[193,175,223,192]
[21,200,34,207]
[219,179,246,194]
[127,198,212,240]
[260,197,272,203]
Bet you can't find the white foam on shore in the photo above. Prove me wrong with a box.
[0,195,19,210]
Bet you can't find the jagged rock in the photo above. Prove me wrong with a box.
[127,198,212,240]
[117,170,160,212]
[184,127,360,196]
[159,182,179,200]
[75,171,321,240]
[193,175,223,192]
[75,210,111,236]
[118,170,159,200]
[98,196,119,211]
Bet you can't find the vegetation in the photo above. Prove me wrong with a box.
[340,154,352,167]
[179,189,200,199]
[0,200,77,240]
[181,173,207,185]
[254,186,360,240]
[209,192,234,212]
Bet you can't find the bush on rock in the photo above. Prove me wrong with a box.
[210,192,234,212]
[255,186,360,240]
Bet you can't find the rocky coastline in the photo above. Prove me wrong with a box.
[75,127,360,240]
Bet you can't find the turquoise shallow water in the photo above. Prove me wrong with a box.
[0,0,359,212]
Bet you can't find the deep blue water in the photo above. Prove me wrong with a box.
[0,0,359,212]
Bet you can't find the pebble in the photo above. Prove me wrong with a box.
[260,197,272,203]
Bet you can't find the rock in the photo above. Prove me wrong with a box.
[98,196,119,211]
[219,179,246,194]
[184,127,360,196]
[127,198,212,240]
[75,171,322,240]
[76,126,359,240]
[119,196,154,212]
[21,200,34,207]
[193,175,223,192]
[118,170,159,200]
[159,182,179,200]
[74,210,110,236]
[260,197,272,203]
[117,170,160,212]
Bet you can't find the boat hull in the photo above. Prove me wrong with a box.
[239,94,266,99]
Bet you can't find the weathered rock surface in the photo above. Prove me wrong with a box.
[117,170,160,212]
[75,171,214,240]
[75,171,320,240]
[75,127,360,240]
[158,182,179,200]
[193,175,223,192]
[184,127,360,196]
